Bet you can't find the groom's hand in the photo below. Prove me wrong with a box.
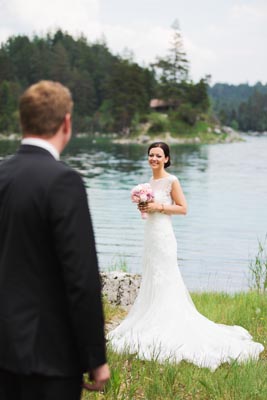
[83,363,110,391]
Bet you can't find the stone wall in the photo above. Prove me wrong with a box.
[100,271,141,307]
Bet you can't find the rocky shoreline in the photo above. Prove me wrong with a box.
[0,133,21,141]
[100,271,141,306]
[112,126,243,145]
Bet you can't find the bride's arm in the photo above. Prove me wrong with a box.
[164,179,187,215]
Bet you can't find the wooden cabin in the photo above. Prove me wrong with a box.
[149,98,179,112]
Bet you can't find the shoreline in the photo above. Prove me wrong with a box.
[0,133,21,141]
[0,130,266,144]
[100,271,253,307]
[112,126,244,145]
[79,128,267,145]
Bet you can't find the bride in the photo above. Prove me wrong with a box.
[107,141,264,370]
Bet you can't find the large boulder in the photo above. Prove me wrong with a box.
[100,271,141,306]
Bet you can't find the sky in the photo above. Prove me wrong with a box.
[0,0,266,85]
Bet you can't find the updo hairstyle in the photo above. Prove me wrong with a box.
[147,142,171,168]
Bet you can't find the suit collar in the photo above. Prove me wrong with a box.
[17,144,57,160]
[21,138,60,160]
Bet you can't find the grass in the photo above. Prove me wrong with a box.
[132,112,243,144]
[82,291,267,399]
[249,237,267,292]
[106,256,128,273]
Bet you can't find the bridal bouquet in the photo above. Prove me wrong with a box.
[131,183,154,219]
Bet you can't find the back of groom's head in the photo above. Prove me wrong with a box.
[19,80,73,138]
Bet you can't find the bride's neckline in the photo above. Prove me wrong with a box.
[151,174,171,181]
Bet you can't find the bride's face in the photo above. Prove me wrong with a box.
[148,147,168,170]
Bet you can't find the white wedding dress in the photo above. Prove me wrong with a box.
[107,174,264,370]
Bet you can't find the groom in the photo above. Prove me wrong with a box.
[0,81,109,399]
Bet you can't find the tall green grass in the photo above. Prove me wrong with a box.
[249,237,267,292]
[106,256,128,273]
[82,291,267,399]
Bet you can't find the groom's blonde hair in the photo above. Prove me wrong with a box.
[19,80,73,137]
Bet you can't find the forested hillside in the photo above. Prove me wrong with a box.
[1,25,266,137]
[0,30,156,134]
[209,83,267,132]
[0,25,210,136]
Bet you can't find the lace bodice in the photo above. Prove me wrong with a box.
[150,174,177,205]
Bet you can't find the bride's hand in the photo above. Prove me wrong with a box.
[138,202,161,213]
[138,202,148,212]
[147,202,162,213]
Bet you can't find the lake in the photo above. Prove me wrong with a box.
[1,135,266,292]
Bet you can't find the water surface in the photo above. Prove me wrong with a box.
[1,135,266,292]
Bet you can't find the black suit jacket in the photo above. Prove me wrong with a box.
[0,145,106,377]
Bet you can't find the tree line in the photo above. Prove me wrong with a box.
[0,24,210,135]
[209,83,267,132]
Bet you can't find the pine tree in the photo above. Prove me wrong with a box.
[152,19,189,100]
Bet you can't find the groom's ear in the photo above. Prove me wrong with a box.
[60,113,72,147]
[63,113,72,134]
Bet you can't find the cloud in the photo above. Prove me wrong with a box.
[0,0,266,83]
[230,2,267,21]
[193,1,267,83]
[184,37,216,81]
[0,0,100,41]
[102,24,173,63]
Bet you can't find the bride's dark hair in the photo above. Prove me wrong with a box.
[147,142,171,168]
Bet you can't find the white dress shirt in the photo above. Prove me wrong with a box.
[21,138,60,160]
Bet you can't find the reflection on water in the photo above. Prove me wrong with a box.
[1,135,267,292]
